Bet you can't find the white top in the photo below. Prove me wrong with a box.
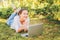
[11,15,30,32]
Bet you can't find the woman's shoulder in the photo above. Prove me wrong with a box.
[14,15,19,20]
[14,15,19,18]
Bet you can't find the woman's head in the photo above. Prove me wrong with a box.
[18,8,28,20]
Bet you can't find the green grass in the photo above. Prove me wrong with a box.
[0,18,60,40]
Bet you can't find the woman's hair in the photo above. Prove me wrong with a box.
[18,8,28,15]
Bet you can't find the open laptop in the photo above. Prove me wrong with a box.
[28,23,43,37]
[21,23,43,37]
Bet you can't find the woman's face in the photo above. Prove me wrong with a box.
[20,10,28,20]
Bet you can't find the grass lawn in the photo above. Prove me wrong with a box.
[0,18,60,40]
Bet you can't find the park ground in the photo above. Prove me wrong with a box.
[0,17,60,40]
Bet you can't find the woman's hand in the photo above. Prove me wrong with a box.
[23,26,28,32]
[23,21,28,32]
[17,25,28,33]
[17,26,24,33]
[17,20,28,33]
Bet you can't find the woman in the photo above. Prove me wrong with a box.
[10,8,30,33]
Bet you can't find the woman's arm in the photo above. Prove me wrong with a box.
[23,18,30,32]
[17,26,24,33]
[11,16,24,33]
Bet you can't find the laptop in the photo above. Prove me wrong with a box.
[21,23,43,37]
[28,23,43,37]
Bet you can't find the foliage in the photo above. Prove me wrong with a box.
[0,0,60,20]
[0,7,13,19]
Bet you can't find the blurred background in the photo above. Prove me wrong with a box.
[0,0,60,40]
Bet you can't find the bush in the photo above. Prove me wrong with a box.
[0,7,13,19]
[0,5,60,21]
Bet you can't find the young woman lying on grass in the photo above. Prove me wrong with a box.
[7,8,30,33]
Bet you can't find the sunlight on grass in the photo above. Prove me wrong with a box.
[0,18,6,23]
